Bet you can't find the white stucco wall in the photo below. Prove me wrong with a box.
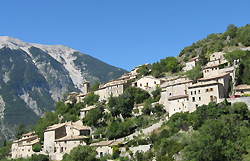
[43,131,55,153]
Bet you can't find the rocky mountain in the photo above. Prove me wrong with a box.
[0,36,127,144]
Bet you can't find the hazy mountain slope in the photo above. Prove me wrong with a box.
[0,36,127,145]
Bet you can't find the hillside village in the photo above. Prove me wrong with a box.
[9,47,250,160]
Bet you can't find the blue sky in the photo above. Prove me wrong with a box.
[0,0,249,71]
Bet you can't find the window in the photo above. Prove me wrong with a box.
[210,88,213,92]
[169,93,172,96]
[191,91,193,95]
[179,107,181,110]
[154,81,156,84]
[194,91,196,95]
[54,147,56,153]
[198,90,200,94]
[199,97,201,101]
[61,147,63,153]
[206,89,209,92]
[192,97,195,102]
[146,82,148,86]
[100,152,103,157]
[196,104,198,108]
[140,83,142,87]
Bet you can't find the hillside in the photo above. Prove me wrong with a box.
[177,24,250,65]
[0,36,127,146]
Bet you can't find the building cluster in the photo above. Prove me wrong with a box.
[12,121,92,160]
[160,52,232,116]
[12,132,41,158]
[11,51,250,160]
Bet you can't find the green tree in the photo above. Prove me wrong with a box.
[83,105,104,127]
[110,93,134,118]
[15,124,26,139]
[84,92,100,106]
[165,57,178,73]
[29,154,49,161]
[91,81,100,92]
[151,62,163,78]
[0,141,12,160]
[224,24,238,39]
[32,143,42,152]
[137,65,150,76]
[151,86,161,102]
[184,114,250,161]
[125,87,150,104]
[186,64,203,82]
[36,111,59,140]
[62,145,98,161]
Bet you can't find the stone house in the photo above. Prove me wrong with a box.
[210,52,227,64]
[160,78,192,112]
[134,75,164,91]
[183,56,199,72]
[197,72,231,95]
[94,79,131,101]
[43,121,91,160]
[235,84,250,95]
[53,135,88,159]
[168,95,189,117]
[90,139,124,158]
[203,64,220,78]
[11,132,41,159]
[188,81,227,112]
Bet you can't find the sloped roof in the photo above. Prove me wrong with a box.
[235,84,250,90]
[80,105,96,112]
[168,95,188,101]
[22,138,40,146]
[45,123,66,132]
[189,81,222,89]
[22,131,35,137]
[198,73,229,81]
[187,56,199,62]
[55,135,88,142]
[90,138,124,147]
[90,140,114,146]
[164,80,193,87]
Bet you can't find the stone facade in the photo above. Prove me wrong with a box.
[134,75,163,91]
[183,56,199,72]
[94,79,131,101]
[43,121,91,160]
[11,132,41,159]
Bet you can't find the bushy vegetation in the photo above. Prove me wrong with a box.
[179,24,250,66]
[186,64,203,82]
[32,143,42,152]
[62,145,98,161]
[225,50,250,85]
[133,101,250,161]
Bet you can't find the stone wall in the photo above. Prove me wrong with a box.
[226,97,250,109]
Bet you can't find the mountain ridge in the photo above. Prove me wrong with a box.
[0,36,127,145]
